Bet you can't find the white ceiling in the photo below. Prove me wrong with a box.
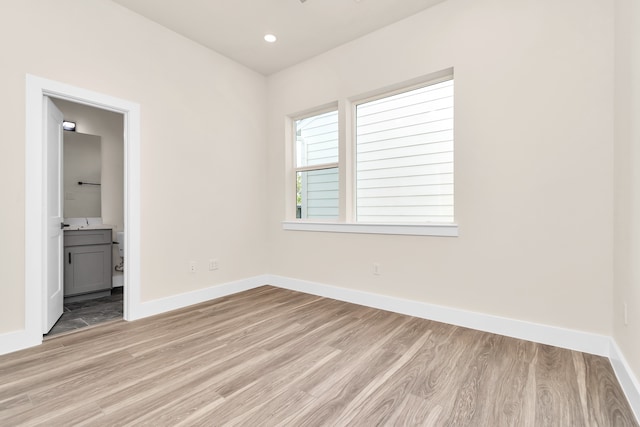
[111,0,446,75]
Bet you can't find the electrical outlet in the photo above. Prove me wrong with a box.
[624,302,628,326]
[189,261,197,273]
[373,262,381,276]
[209,258,219,271]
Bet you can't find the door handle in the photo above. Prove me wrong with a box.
[68,253,71,264]
[61,222,69,229]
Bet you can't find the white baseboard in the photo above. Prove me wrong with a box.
[1,272,637,422]
[266,275,611,356]
[0,329,42,356]
[610,340,640,421]
[131,275,268,320]
[266,274,639,422]
[0,275,267,355]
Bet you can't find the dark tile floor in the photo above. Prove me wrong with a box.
[46,288,123,337]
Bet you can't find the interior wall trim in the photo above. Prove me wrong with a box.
[266,275,610,355]
[610,339,640,421]
[2,272,637,421]
[0,330,41,356]
[266,274,639,421]
[0,275,268,355]
[130,275,269,320]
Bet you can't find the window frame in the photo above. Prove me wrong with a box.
[291,106,340,221]
[352,75,455,225]
[284,71,458,237]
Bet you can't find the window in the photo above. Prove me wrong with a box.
[355,79,454,223]
[294,110,339,220]
[286,73,456,236]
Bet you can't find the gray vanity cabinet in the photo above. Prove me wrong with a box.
[64,229,112,297]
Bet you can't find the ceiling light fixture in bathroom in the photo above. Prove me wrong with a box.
[62,121,76,131]
[264,34,277,43]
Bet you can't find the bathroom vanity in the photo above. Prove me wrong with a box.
[63,228,112,298]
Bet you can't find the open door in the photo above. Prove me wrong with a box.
[43,97,64,333]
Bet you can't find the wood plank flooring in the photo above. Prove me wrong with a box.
[0,286,636,426]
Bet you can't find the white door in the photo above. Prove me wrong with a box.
[43,97,64,333]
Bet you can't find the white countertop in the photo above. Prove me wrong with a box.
[64,225,115,231]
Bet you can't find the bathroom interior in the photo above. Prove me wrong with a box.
[46,98,125,337]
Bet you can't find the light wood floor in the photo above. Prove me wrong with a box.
[0,286,636,426]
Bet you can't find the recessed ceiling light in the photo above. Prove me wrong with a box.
[264,34,277,43]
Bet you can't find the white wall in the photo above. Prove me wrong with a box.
[0,0,268,333]
[614,0,640,387]
[267,0,615,335]
[0,0,630,381]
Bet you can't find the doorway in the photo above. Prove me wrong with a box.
[24,75,141,349]
[45,98,125,336]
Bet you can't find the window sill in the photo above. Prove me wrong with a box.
[281,221,458,237]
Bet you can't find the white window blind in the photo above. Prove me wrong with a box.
[355,78,454,223]
[295,110,339,220]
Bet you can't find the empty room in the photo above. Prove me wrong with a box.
[0,0,639,425]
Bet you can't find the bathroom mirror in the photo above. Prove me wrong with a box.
[63,131,102,218]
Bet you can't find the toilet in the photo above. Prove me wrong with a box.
[112,231,125,287]
[116,231,125,258]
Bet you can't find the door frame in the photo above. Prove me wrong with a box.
[25,75,141,346]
